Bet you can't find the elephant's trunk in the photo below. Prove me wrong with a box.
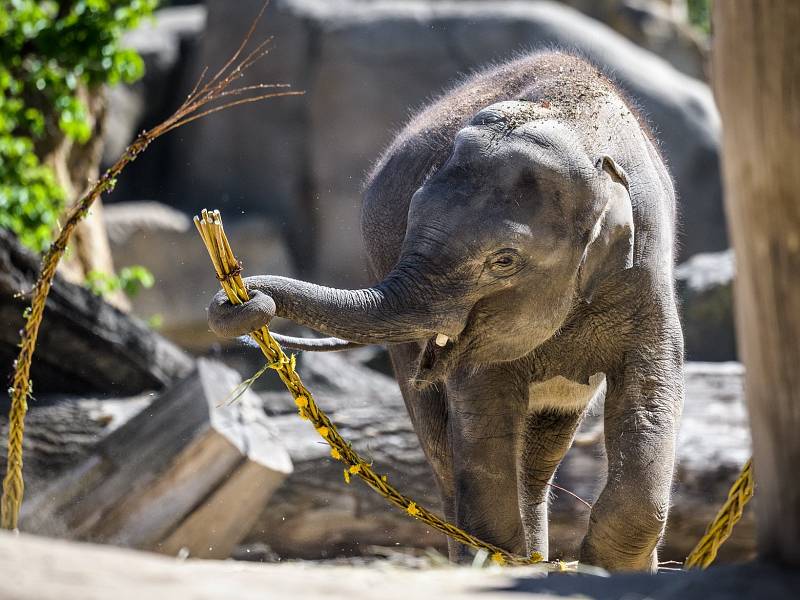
[245,267,469,345]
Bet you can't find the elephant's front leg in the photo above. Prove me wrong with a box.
[446,367,528,562]
[518,408,585,561]
[580,344,683,572]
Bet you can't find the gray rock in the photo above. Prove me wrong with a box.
[172,1,318,274]
[560,0,708,80]
[676,250,737,361]
[174,0,722,286]
[104,201,191,244]
[102,6,208,205]
[103,202,296,350]
[0,228,193,395]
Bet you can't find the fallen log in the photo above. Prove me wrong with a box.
[12,342,753,563]
[21,359,292,559]
[0,227,193,395]
[246,353,754,564]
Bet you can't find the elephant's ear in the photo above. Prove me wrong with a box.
[577,155,634,302]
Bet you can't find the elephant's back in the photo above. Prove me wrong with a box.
[360,51,654,280]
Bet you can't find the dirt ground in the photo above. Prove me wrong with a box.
[2,530,798,600]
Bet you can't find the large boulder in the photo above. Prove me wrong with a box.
[354,1,709,80]
[676,250,737,361]
[560,0,708,79]
[102,5,208,206]
[103,201,296,349]
[166,0,722,287]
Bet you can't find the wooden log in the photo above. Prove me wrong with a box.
[244,353,754,563]
[21,359,292,559]
[0,227,193,395]
[10,348,754,563]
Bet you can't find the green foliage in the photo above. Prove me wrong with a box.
[0,0,158,252]
[146,313,163,329]
[85,264,155,298]
[687,0,711,35]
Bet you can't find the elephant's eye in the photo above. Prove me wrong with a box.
[473,112,505,127]
[488,249,523,276]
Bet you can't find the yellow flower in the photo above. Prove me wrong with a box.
[381,475,387,482]
[330,448,341,460]
[297,409,309,420]
[530,551,544,563]
[491,552,505,565]
[406,502,420,516]
[343,469,351,484]
[295,395,309,408]
[316,426,329,438]
[349,464,361,474]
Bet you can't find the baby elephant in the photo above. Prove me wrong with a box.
[208,51,684,572]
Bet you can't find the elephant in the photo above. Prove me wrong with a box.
[207,51,684,572]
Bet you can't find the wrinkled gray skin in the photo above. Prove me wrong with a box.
[208,52,684,572]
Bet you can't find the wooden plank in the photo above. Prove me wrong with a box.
[158,457,287,559]
[94,432,244,546]
[20,359,292,557]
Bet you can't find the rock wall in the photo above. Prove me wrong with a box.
[107,0,725,291]
[676,250,737,361]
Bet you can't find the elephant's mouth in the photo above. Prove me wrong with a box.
[412,332,463,389]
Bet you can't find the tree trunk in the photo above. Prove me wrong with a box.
[712,1,800,565]
[42,85,128,310]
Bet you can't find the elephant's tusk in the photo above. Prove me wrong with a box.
[435,333,449,347]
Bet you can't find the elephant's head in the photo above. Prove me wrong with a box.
[208,100,634,387]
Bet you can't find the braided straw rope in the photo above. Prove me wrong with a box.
[195,208,547,567]
[684,458,754,569]
[1,135,150,530]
